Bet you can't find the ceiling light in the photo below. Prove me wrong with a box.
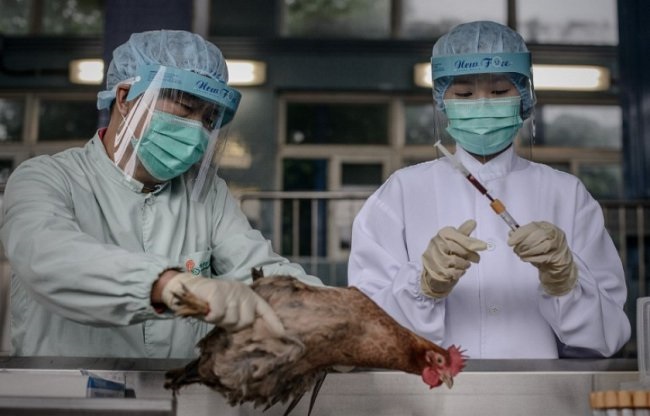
[226,60,266,86]
[69,59,268,87]
[532,65,610,91]
[413,63,432,89]
[69,59,104,85]
[413,62,611,91]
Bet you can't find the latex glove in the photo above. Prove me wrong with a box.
[420,219,488,299]
[507,221,578,296]
[161,273,285,336]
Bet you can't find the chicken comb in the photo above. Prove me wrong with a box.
[447,345,467,376]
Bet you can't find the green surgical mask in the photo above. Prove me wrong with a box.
[134,110,210,181]
[444,96,523,156]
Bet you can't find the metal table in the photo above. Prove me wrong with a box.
[0,357,639,416]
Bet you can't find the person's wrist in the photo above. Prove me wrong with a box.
[420,269,450,299]
[541,263,577,296]
[151,269,182,306]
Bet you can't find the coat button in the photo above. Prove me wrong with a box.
[487,305,500,314]
[486,239,496,251]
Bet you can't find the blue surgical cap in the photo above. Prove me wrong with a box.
[97,30,229,110]
[431,21,536,119]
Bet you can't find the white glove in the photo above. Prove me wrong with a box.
[161,273,285,336]
[507,221,578,296]
[420,219,487,299]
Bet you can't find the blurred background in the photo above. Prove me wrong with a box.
[0,0,648,357]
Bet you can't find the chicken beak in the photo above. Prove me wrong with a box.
[441,373,453,389]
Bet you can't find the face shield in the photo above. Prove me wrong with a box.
[112,64,241,201]
[431,52,536,158]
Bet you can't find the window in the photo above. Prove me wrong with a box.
[404,102,454,146]
[516,0,618,45]
[338,162,382,250]
[0,93,97,182]
[535,105,621,149]
[281,0,390,38]
[0,0,104,35]
[38,99,99,142]
[399,0,506,39]
[282,158,328,256]
[0,158,14,185]
[286,102,389,145]
[0,0,30,34]
[0,93,99,147]
[341,162,382,186]
[279,0,618,45]
[578,163,622,200]
[0,98,26,143]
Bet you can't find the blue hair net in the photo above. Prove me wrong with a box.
[431,21,536,119]
[97,30,229,110]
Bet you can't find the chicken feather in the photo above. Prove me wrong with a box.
[165,269,466,414]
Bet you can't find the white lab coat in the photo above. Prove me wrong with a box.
[0,132,322,358]
[348,146,630,358]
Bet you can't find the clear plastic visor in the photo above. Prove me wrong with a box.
[112,82,232,202]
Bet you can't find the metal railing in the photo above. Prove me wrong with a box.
[238,192,649,356]
[601,201,650,299]
[239,190,372,287]
[239,191,650,289]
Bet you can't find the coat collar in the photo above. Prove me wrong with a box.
[87,131,168,194]
[454,145,521,183]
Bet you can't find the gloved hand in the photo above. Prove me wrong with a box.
[161,273,285,336]
[420,219,487,299]
[507,221,578,296]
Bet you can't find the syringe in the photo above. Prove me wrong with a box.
[434,140,520,231]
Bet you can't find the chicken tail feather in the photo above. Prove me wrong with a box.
[282,391,306,416]
[307,371,327,416]
[164,358,202,392]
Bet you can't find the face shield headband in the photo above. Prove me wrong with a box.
[431,52,531,81]
[126,64,241,126]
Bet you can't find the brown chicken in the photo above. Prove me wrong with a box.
[164,269,465,415]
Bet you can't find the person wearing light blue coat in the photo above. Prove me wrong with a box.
[1,30,321,358]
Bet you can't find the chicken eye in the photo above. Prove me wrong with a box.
[435,354,444,365]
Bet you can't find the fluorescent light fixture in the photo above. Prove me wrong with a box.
[68,58,267,87]
[226,60,266,86]
[532,64,610,91]
[413,62,432,89]
[413,62,610,91]
[69,59,104,85]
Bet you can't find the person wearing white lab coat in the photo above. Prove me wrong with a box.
[0,30,321,358]
[347,21,630,359]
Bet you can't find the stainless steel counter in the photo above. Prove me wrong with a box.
[0,357,640,416]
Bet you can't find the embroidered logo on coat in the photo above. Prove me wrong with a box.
[185,258,210,276]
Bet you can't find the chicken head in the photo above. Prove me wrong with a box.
[421,345,466,389]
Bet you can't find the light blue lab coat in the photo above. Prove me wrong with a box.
[348,146,630,359]
[0,133,321,358]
